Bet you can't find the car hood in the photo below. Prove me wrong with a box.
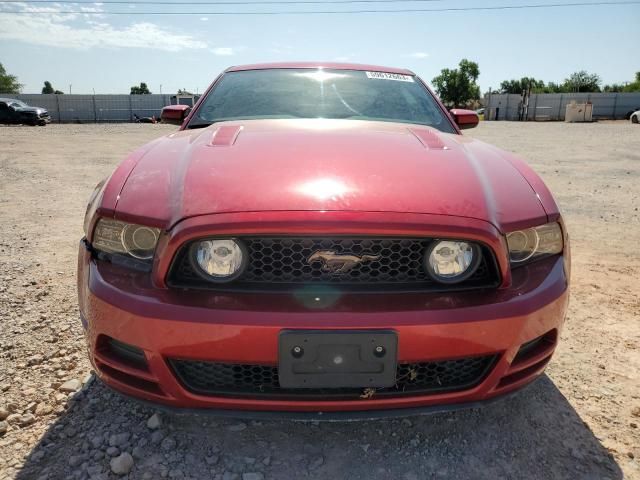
[15,106,47,114]
[115,119,548,231]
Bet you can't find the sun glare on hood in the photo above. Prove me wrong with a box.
[296,178,352,201]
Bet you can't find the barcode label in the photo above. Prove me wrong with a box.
[365,71,414,82]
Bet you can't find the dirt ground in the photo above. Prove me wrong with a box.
[0,121,638,480]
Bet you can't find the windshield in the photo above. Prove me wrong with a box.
[9,100,27,108]
[188,68,455,133]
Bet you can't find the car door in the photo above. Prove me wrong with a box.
[0,101,12,123]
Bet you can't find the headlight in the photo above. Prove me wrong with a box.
[92,219,160,262]
[83,178,107,235]
[506,222,563,265]
[190,239,247,282]
[425,240,481,284]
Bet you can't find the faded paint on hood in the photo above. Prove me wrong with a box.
[114,119,548,231]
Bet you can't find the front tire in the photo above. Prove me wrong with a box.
[632,115,639,124]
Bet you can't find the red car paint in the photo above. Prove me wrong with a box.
[159,104,191,124]
[78,63,570,416]
[226,62,414,75]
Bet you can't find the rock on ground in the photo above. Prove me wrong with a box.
[147,413,162,429]
[110,452,134,475]
[59,379,82,393]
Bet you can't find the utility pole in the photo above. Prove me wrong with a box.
[69,84,72,95]
[160,84,162,94]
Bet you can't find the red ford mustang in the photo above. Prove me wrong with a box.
[78,63,570,418]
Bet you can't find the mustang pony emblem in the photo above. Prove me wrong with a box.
[307,250,380,273]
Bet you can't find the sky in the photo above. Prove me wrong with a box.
[0,0,638,94]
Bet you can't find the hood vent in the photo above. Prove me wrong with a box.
[408,127,447,150]
[210,125,243,147]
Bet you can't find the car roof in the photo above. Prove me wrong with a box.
[225,62,415,75]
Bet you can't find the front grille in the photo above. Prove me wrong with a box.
[169,355,497,400]
[167,237,500,292]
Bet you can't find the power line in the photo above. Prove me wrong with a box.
[0,0,638,13]
[0,0,447,4]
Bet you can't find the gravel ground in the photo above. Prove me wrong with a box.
[0,121,638,480]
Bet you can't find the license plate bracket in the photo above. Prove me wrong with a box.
[278,330,398,389]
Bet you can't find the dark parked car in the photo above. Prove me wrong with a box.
[0,98,51,126]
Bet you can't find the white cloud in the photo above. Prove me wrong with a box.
[0,4,208,52]
[211,47,237,57]
[79,5,103,14]
[268,42,294,56]
[405,52,430,59]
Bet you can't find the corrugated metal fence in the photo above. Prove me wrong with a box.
[484,92,640,121]
[0,94,178,123]
[4,92,639,123]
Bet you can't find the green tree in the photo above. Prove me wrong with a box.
[603,73,640,93]
[0,62,22,94]
[499,77,546,94]
[622,72,640,92]
[431,59,480,108]
[562,70,601,92]
[541,81,566,93]
[130,82,151,95]
[603,83,625,93]
[41,81,63,94]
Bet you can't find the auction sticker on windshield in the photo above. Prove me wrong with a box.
[365,71,414,82]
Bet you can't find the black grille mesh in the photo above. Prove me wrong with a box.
[244,237,430,283]
[168,237,498,292]
[169,356,496,399]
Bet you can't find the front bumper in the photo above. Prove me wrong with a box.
[78,238,569,414]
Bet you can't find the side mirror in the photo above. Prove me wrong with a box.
[161,104,191,125]
[450,109,479,130]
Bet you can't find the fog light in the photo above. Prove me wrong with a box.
[425,240,481,284]
[190,239,247,282]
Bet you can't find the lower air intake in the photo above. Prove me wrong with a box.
[169,355,497,400]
